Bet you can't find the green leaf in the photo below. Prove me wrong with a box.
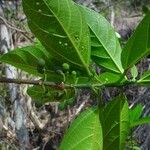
[0,43,48,75]
[100,95,129,150]
[121,11,150,70]
[137,70,150,85]
[131,117,150,127]
[22,0,91,75]
[0,43,63,82]
[129,104,143,127]
[59,107,103,150]
[131,65,138,81]
[98,72,126,85]
[129,104,150,127]
[128,146,141,150]
[79,5,124,74]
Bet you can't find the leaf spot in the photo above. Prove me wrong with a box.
[36,2,40,5]
[64,43,68,46]
[59,41,62,45]
[38,9,42,13]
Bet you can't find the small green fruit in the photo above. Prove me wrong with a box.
[37,59,45,74]
[62,63,70,70]
[71,71,77,76]
[38,58,45,67]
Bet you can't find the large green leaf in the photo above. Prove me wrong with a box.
[137,70,150,85]
[0,43,62,82]
[59,107,103,150]
[22,0,91,75]
[0,43,48,75]
[79,6,124,74]
[100,95,129,150]
[122,11,150,70]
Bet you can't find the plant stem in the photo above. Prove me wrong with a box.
[0,77,136,90]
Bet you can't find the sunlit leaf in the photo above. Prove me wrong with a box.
[98,72,127,85]
[0,43,62,82]
[59,107,103,150]
[79,5,124,74]
[22,0,91,75]
[0,43,48,75]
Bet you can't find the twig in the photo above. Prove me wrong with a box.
[66,106,71,127]
[0,15,34,42]
[27,97,47,130]
[0,77,137,89]
[3,124,16,139]
[42,139,49,150]
[75,101,86,116]
[128,14,143,18]
[0,77,67,90]
[32,147,40,150]
[0,16,29,33]
[21,31,34,43]
[0,77,102,89]
[110,6,115,27]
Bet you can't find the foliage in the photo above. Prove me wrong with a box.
[121,10,150,70]
[22,0,91,75]
[99,95,129,150]
[80,5,124,74]
[129,104,150,128]
[137,70,150,85]
[0,0,150,149]
[60,108,103,150]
